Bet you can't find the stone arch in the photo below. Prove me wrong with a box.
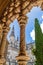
[0,0,43,26]
[0,0,43,65]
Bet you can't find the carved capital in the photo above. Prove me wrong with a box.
[18,15,28,26]
[3,26,10,34]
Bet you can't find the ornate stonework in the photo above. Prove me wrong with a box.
[0,0,43,26]
[0,0,43,65]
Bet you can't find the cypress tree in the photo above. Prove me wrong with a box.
[34,18,43,65]
[32,18,43,65]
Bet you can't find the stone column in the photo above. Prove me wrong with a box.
[16,15,30,65]
[0,26,9,65]
[0,24,4,47]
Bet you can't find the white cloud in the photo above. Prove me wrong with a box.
[30,29,35,40]
[40,22,43,33]
[42,15,43,19]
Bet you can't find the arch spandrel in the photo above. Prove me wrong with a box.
[22,0,43,14]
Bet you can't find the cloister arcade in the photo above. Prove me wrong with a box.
[0,0,43,65]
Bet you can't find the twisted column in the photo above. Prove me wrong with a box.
[16,15,30,65]
[0,26,9,65]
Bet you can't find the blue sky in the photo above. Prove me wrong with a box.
[7,6,43,44]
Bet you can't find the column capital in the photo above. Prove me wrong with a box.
[18,15,28,26]
[3,26,10,34]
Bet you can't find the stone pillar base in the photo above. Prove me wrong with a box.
[16,55,30,65]
[0,58,6,65]
[18,61,27,65]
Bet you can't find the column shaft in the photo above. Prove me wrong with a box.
[0,24,3,47]
[0,26,9,65]
[20,25,26,55]
[1,32,8,57]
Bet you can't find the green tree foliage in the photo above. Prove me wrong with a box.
[32,18,43,65]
